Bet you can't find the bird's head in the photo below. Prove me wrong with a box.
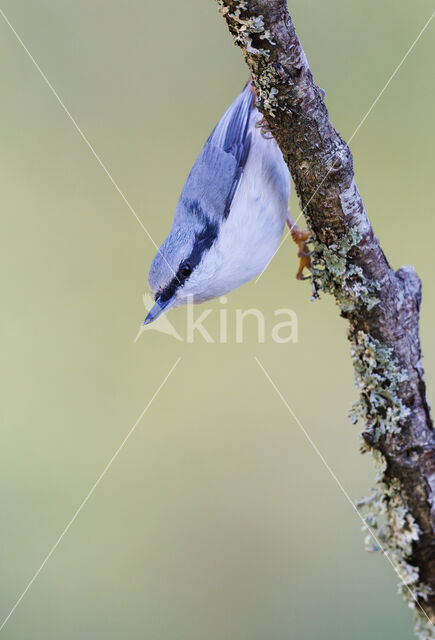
[145,203,221,325]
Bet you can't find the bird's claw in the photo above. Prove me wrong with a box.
[247,78,275,139]
[297,249,312,259]
[256,116,274,139]
[287,213,312,281]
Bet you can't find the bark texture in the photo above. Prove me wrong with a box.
[217,1,435,636]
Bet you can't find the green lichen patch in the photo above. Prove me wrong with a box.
[414,613,435,640]
[217,0,280,116]
[350,335,433,638]
[311,227,380,313]
[356,476,432,639]
[349,331,410,441]
[357,481,425,578]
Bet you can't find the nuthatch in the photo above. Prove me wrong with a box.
[144,81,290,325]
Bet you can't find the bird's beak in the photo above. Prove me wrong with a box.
[144,295,176,325]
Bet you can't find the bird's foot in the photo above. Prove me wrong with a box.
[287,213,312,281]
[247,77,275,139]
[255,116,274,139]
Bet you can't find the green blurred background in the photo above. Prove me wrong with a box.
[0,1,434,638]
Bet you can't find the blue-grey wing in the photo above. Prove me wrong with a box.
[207,82,253,173]
[174,83,254,225]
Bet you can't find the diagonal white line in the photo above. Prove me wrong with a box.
[255,356,435,631]
[347,10,435,145]
[254,228,291,283]
[0,8,178,280]
[0,356,181,633]
[255,9,435,283]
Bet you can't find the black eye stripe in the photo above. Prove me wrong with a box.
[157,212,218,303]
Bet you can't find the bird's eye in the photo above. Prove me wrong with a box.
[179,263,192,278]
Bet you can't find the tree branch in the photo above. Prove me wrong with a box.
[217,1,435,636]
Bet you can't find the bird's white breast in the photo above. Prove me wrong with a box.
[188,111,290,302]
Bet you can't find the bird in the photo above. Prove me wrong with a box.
[144,80,292,325]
